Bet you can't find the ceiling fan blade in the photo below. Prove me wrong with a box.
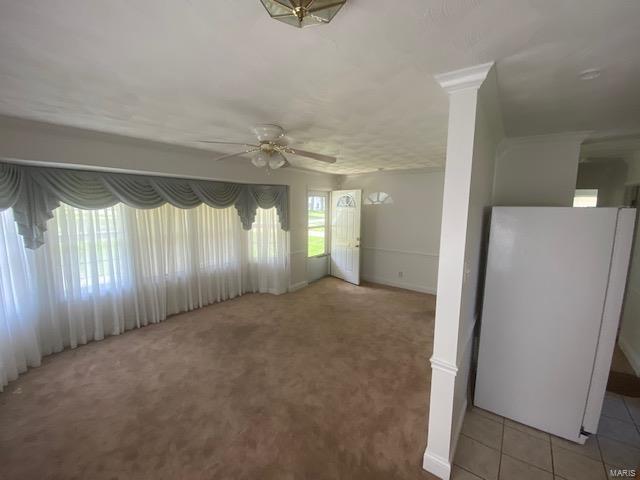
[213,148,259,162]
[200,140,259,148]
[285,148,337,164]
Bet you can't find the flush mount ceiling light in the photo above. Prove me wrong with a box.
[259,0,347,28]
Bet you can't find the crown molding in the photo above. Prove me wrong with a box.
[342,166,445,178]
[434,61,494,94]
[496,131,591,159]
[581,136,640,160]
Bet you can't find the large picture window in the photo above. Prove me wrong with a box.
[0,204,289,391]
[308,191,328,257]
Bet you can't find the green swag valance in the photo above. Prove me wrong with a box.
[0,162,289,249]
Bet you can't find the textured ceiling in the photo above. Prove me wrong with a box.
[0,0,639,174]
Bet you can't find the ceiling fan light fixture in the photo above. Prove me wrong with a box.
[252,151,269,168]
[252,124,285,142]
[202,124,337,171]
[268,153,287,170]
[259,0,347,28]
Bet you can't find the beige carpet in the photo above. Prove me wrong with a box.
[0,277,437,480]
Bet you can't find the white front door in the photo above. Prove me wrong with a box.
[330,189,361,285]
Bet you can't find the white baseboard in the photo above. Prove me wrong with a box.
[361,275,437,295]
[618,336,640,376]
[288,281,308,292]
[422,451,451,480]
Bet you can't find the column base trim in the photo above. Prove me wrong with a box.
[422,450,451,480]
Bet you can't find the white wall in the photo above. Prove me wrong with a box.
[576,160,628,207]
[493,134,586,206]
[0,116,339,290]
[340,169,444,293]
[307,255,329,283]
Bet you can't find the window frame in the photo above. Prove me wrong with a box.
[307,190,330,258]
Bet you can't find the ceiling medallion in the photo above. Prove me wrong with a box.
[259,0,347,28]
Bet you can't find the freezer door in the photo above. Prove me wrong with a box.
[475,207,618,442]
[582,208,636,433]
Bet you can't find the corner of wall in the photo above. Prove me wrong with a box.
[619,335,640,376]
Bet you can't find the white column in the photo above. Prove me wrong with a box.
[423,62,493,480]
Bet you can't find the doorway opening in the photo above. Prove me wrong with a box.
[577,139,640,397]
[306,189,362,285]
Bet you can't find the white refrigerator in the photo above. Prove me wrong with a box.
[475,207,636,443]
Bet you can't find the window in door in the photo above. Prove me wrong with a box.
[308,191,328,257]
[573,189,598,207]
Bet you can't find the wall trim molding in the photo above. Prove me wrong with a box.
[434,61,494,94]
[361,246,439,258]
[618,335,640,377]
[290,249,307,256]
[342,166,445,179]
[496,131,591,160]
[361,274,436,295]
[422,451,451,480]
[430,356,459,375]
[288,281,308,292]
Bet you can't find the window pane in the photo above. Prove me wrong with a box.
[308,227,325,257]
[308,195,326,228]
[308,193,328,257]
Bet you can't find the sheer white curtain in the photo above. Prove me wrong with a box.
[0,203,288,391]
[0,212,42,389]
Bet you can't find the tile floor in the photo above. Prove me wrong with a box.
[452,392,640,479]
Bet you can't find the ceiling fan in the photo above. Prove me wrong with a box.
[200,124,337,171]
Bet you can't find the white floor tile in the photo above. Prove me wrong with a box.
[471,406,505,424]
[502,426,552,472]
[598,436,640,469]
[623,396,640,425]
[454,435,500,480]
[452,465,484,480]
[462,409,503,450]
[499,454,553,480]
[602,393,633,423]
[551,434,601,461]
[552,446,607,480]
[598,415,640,448]
[504,418,550,441]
